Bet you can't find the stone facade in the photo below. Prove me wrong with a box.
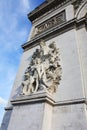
[1,0,87,130]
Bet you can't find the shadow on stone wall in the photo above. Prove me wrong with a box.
[0,110,12,130]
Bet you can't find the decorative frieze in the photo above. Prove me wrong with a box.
[21,40,62,95]
[29,0,71,22]
[34,11,66,35]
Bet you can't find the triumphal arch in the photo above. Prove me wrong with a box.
[1,0,87,130]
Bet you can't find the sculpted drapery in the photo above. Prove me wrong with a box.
[21,40,62,95]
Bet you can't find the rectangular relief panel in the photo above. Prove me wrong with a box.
[35,10,66,35]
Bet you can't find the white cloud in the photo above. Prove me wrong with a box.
[18,0,30,14]
[0,97,7,105]
[22,0,30,10]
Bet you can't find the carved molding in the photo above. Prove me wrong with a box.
[47,0,53,2]
[28,0,71,22]
[21,40,62,95]
[73,0,86,15]
[34,11,66,36]
[11,91,55,106]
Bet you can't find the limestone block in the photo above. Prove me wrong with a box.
[7,91,54,130]
[52,103,87,130]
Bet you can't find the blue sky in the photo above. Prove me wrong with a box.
[0,0,45,126]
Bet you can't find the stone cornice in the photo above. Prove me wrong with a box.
[22,17,86,51]
[28,0,72,22]
[10,89,87,107]
[11,91,55,106]
[55,98,87,106]
[9,97,87,107]
[5,106,13,110]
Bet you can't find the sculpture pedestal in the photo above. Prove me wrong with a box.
[7,91,55,130]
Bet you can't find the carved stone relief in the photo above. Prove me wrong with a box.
[34,11,66,36]
[73,0,86,15]
[21,40,62,95]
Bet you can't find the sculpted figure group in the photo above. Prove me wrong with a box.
[21,40,62,95]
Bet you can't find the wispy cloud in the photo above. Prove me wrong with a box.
[0,0,31,75]
[21,0,30,12]
[0,97,7,105]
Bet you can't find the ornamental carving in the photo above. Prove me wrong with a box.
[35,11,66,35]
[21,40,62,95]
[73,0,85,14]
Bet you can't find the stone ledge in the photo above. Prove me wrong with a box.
[5,106,13,111]
[11,91,55,106]
[55,98,87,106]
[22,19,75,50]
[28,0,71,22]
[22,17,86,51]
[11,89,87,107]
[6,97,87,110]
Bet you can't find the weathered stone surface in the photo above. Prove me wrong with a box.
[6,92,54,130]
[52,103,87,130]
[1,0,87,130]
